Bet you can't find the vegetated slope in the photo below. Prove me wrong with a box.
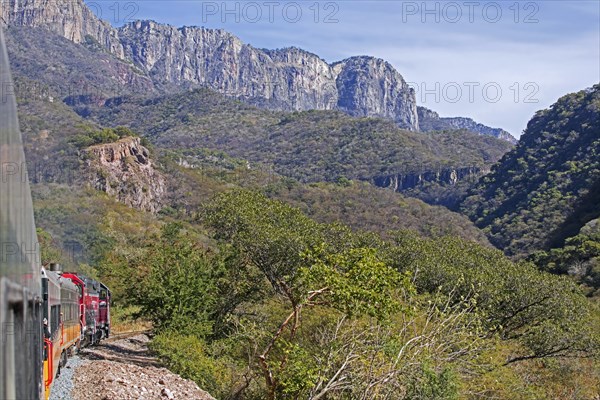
[530,217,600,296]
[14,74,100,184]
[14,69,492,247]
[462,85,600,258]
[5,26,154,107]
[31,174,600,400]
[32,184,164,269]
[158,150,493,245]
[7,25,153,185]
[90,88,512,185]
[265,180,491,244]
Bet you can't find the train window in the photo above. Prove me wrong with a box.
[50,305,60,335]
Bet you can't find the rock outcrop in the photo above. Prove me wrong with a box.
[334,57,418,129]
[418,106,517,143]
[84,137,165,213]
[373,166,487,192]
[3,0,420,130]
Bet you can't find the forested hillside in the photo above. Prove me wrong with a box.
[27,94,600,398]
[35,181,600,399]
[89,89,512,185]
[462,85,600,293]
[7,25,513,206]
[462,86,599,254]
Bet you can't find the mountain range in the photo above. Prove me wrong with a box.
[2,0,515,141]
[5,25,498,248]
[4,21,514,210]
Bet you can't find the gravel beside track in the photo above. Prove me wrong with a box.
[49,355,88,400]
[49,334,214,400]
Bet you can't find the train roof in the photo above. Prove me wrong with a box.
[62,272,110,294]
[41,268,79,292]
[0,27,41,297]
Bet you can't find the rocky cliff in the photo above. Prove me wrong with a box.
[418,106,517,143]
[3,0,419,130]
[117,20,419,129]
[84,137,165,213]
[1,0,125,57]
[373,166,486,192]
[334,57,418,128]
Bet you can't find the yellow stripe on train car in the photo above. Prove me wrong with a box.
[42,359,48,400]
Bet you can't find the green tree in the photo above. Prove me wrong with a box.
[134,223,218,334]
[385,233,600,363]
[205,190,419,398]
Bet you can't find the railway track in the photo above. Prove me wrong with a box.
[103,329,152,343]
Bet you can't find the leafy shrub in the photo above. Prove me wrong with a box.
[68,126,139,149]
[150,332,234,398]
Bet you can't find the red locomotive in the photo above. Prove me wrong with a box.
[62,273,111,346]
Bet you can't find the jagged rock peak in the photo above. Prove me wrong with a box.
[334,57,418,130]
[263,46,327,62]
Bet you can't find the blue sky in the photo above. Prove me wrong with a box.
[90,0,600,137]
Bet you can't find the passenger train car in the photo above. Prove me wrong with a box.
[0,25,44,400]
[41,267,81,397]
[0,27,111,400]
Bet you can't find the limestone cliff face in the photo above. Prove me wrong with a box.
[84,137,165,213]
[2,0,125,57]
[3,0,420,130]
[373,166,487,192]
[418,106,517,143]
[118,21,418,128]
[334,57,418,130]
[118,22,339,111]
